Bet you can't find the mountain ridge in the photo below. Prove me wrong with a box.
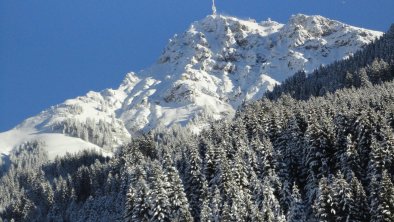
[0,14,383,158]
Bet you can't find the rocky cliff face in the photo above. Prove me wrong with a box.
[0,14,383,157]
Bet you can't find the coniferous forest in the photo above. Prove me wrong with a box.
[1,25,394,222]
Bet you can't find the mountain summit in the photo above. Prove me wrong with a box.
[0,14,382,158]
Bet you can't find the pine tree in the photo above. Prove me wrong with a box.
[127,177,150,222]
[148,165,171,222]
[359,68,373,88]
[345,71,354,87]
[203,142,217,185]
[278,117,304,185]
[369,170,394,222]
[280,180,293,215]
[349,175,369,222]
[313,177,335,222]
[287,184,305,222]
[260,137,281,193]
[222,201,233,221]
[183,143,205,220]
[199,197,210,222]
[211,144,234,201]
[355,110,375,183]
[163,154,193,222]
[304,113,331,204]
[369,59,390,83]
[261,180,285,222]
[368,136,386,181]
[208,186,221,222]
[331,172,353,222]
[339,134,361,180]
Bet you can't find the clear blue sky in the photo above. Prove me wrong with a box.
[1,0,393,131]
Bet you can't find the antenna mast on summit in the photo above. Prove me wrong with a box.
[212,0,217,16]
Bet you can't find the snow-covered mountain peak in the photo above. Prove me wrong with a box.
[119,72,140,92]
[287,14,337,30]
[0,14,383,158]
[282,14,380,47]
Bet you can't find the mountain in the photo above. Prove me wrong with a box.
[3,65,394,221]
[266,24,394,100]
[0,14,382,158]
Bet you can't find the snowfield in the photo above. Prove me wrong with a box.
[0,128,111,161]
[0,14,383,159]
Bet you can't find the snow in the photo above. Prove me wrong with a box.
[39,134,111,160]
[0,128,111,160]
[0,14,383,159]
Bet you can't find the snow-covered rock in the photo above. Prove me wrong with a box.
[0,14,383,159]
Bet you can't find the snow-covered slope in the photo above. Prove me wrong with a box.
[0,14,382,158]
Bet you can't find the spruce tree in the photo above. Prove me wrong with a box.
[331,172,353,222]
[349,175,369,221]
[163,155,193,222]
[287,184,305,222]
[369,170,394,222]
[183,143,205,220]
[148,165,171,222]
[313,177,335,222]
[127,177,150,222]
[208,186,221,222]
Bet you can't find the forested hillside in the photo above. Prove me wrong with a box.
[1,78,394,221]
[1,23,394,222]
